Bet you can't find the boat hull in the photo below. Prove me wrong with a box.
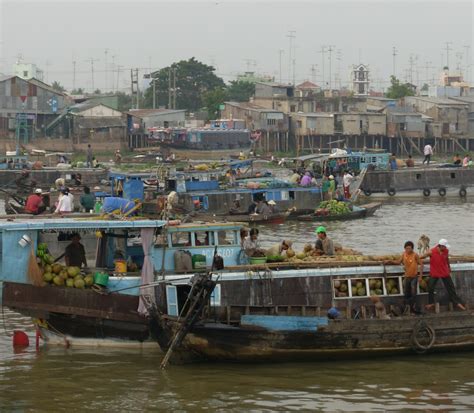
[297,202,381,221]
[156,312,474,363]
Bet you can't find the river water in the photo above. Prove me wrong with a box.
[0,198,473,411]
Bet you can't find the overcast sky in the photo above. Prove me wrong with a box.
[0,0,472,92]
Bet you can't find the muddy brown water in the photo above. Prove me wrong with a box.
[0,198,473,411]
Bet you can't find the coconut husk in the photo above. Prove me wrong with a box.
[28,246,44,287]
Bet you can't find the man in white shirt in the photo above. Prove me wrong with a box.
[55,189,73,214]
[423,144,433,165]
[342,171,354,199]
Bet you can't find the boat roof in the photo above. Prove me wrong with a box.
[0,218,167,231]
[168,222,242,232]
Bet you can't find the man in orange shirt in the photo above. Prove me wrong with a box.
[385,241,423,314]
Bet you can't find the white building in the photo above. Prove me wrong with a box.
[13,62,44,81]
[351,64,370,97]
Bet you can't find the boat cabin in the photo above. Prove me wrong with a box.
[0,218,243,297]
[0,154,29,170]
[328,151,389,172]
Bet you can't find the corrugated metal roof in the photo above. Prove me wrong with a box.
[126,109,186,118]
[76,116,125,128]
[224,101,284,114]
[406,96,468,106]
[0,218,166,231]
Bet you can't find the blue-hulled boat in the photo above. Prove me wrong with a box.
[1,217,474,362]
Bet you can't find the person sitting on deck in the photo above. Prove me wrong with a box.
[54,188,73,214]
[453,154,462,166]
[229,199,241,214]
[25,188,46,215]
[266,240,292,257]
[289,170,301,184]
[405,155,415,168]
[300,171,312,187]
[243,228,266,257]
[247,201,257,215]
[256,201,272,216]
[384,241,423,314]
[420,239,466,311]
[314,226,335,256]
[65,233,87,268]
[267,200,279,213]
[80,186,95,212]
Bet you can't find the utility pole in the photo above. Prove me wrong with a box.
[392,46,398,77]
[116,65,123,92]
[408,54,416,84]
[286,30,296,84]
[422,61,433,85]
[130,68,139,109]
[111,55,116,92]
[327,45,335,90]
[278,49,284,83]
[104,48,109,93]
[336,49,342,89]
[445,41,452,68]
[318,46,327,89]
[85,58,99,92]
[173,67,177,109]
[455,52,463,75]
[463,44,471,82]
[168,67,172,109]
[310,64,318,84]
[72,60,76,91]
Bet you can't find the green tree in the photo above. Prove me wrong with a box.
[116,92,133,112]
[143,57,225,111]
[421,83,429,92]
[385,76,415,99]
[71,88,84,94]
[226,80,255,102]
[203,88,228,119]
[93,89,102,95]
[51,81,66,92]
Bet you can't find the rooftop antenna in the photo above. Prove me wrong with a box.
[318,46,327,88]
[111,55,116,92]
[286,30,296,84]
[278,49,284,83]
[327,45,335,90]
[463,44,471,82]
[392,46,398,77]
[85,57,99,92]
[445,41,452,68]
[72,60,76,91]
[104,49,109,93]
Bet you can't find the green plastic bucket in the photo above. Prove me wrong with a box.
[94,272,109,287]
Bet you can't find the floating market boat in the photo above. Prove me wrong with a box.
[196,211,290,225]
[1,217,474,362]
[297,202,382,222]
[360,167,474,198]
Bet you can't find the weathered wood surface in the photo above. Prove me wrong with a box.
[159,311,474,363]
[2,282,143,323]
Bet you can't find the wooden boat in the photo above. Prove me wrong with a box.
[197,211,290,225]
[297,202,382,221]
[2,217,474,364]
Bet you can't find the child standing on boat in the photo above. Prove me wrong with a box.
[384,241,423,314]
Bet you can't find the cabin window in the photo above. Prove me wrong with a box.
[214,230,238,246]
[371,157,377,163]
[281,191,289,201]
[166,285,178,316]
[288,191,295,200]
[194,231,211,246]
[169,232,190,247]
[451,173,456,179]
[416,174,421,180]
